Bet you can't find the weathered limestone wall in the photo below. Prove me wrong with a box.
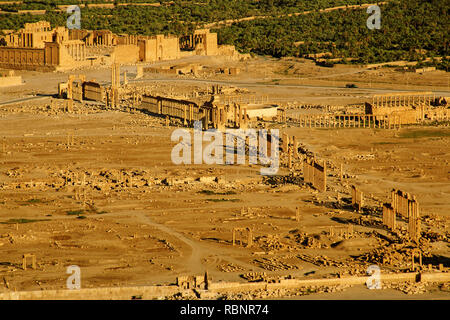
[205,32,218,56]
[138,35,180,62]
[4,21,52,49]
[113,44,139,64]
[157,35,180,61]
[139,39,155,62]
[303,157,327,192]
[367,105,420,124]
[141,95,161,114]
[0,46,49,71]
[1,272,448,300]
[0,285,180,300]
[246,106,278,120]
[1,22,240,70]
[83,81,105,102]
[0,41,84,71]
[144,66,178,75]
[44,42,60,66]
[141,95,213,126]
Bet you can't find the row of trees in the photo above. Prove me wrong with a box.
[0,0,374,18]
[215,0,449,66]
[0,0,447,68]
[1,0,375,34]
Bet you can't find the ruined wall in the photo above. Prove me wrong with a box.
[143,64,200,75]
[83,81,105,102]
[113,44,139,64]
[5,21,53,49]
[141,95,203,122]
[160,97,201,120]
[138,35,180,62]
[366,104,420,124]
[351,185,364,211]
[204,32,218,56]
[141,95,160,114]
[139,39,155,62]
[44,42,60,66]
[72,82,83,102]
[54,43,75,69]
[115,34,139,46]
[0,47,49,70]
[303,157,326,192]
[246,107,278,120]
[1,271,448,300]
[69,29,89,41]
[0,41,80,71]
[156,35,180,61]
[144,66,178,75]
[217,45,249,60]
[390,109,421,124]
[0,285,180,300]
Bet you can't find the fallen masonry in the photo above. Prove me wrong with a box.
[1,271,449,300]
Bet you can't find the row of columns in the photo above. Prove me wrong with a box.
[223,95,270,105]
[277,108,287,123]
[21,33,34,47]
[383,189,421,243]
[303,156,327,192]
[351,185,364,211]
[281,133,299,169]
[67,43,86,61]
[232,104,248,129]
[293,114,402,129]
[391,189,416,219]
[382,204,396,231]
[111,63,120,89]
[372,94,435,107]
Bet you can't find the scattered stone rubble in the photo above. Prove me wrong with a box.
[287,232,324,249]
[255,235,290,251]
[240,272,268,282]
[297,254,349,268]
[217,284,352,300]
[263,173,304,186]
[355,244,431,269]
[383,281,428,295]
[217,263,244,273]
[253,257,298,271]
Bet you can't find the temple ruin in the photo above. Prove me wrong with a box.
[0,21,244,71]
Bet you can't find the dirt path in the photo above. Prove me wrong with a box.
[134,212,205,274]
[125,210,266,275]
[203,2,389,29]
[130,77,450,96]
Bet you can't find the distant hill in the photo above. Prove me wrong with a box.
[0,0,447,67]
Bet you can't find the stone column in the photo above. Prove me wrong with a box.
[238,105,242,128]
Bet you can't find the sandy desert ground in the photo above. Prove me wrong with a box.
[0,56,449,299]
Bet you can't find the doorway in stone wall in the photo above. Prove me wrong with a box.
[158,45,163,61]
